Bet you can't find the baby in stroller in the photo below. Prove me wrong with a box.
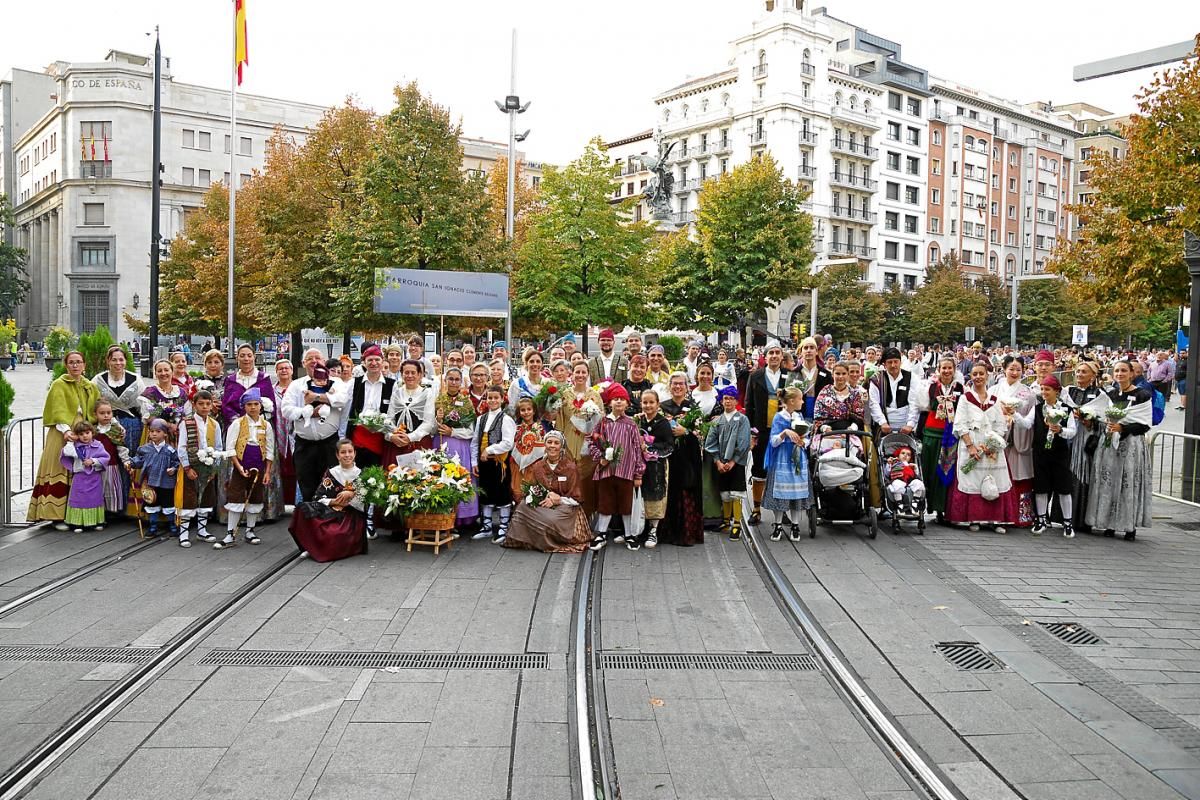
[812,425,867,490]
[886,445,926,508]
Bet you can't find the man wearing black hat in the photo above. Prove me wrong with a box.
[744,343,787,524]
[869,347,918,437]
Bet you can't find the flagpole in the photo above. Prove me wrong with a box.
[226,0,237,360]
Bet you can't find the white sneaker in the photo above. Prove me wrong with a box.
[613,533,626,544]
[644,534,658,549]
[994,525,1006,534]
[471,528,494,541]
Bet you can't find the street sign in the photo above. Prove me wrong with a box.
[1072,325,1089,346]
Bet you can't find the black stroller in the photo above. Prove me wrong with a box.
[877,432,926,534]
[807,426,878,539]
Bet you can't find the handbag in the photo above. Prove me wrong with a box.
[980,474,1000,501]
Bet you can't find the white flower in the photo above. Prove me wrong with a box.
[604,446,615,461]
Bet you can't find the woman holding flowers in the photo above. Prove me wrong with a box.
[508,349,548,413]
[289,438,367,562]
[558,362,604,518]
[433,367,479,530]
[660,373,706,546]
[1014,376,1077,537]
[947,361,1018,532]
[139,359,191,440]
[992,355,1036,527]
[1085,360,1153,540]
[919,357,964,523]
[630,389,675,550]
[504,430,592,553]
[508,396,551,505]
[1064,359,1104,533]
[28,351,100,526]
[692,362,724,522]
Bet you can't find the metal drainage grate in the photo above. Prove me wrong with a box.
[0,645,158,664]
[934,642,1005,672]
[1038,621,1104,646]
[198,650,547,670]
[601,653,819,672]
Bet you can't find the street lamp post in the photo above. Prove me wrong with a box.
[1182,232,1200,501]
[494,29,530,358]
[1007,272,1061,347]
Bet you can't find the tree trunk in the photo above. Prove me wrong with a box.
[581,328,589,356]
[291,330,304,369]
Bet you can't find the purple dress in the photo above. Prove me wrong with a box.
[61,439,110,527]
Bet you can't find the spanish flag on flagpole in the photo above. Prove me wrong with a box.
[235,0,248,85]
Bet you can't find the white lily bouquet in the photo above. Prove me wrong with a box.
[789,374,813,395]
[1103,405,1129,449]
[196,446,234,468]
[1043,405,1069,449]
[351,411,394,434]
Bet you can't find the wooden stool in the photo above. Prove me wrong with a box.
[404,512,457,555]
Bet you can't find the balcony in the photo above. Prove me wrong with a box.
[799,130,819,146]
[749,130,767,146]
[671,211,696,225]
[963,171,988,183]
[674,177,702,193]
[927,108,947,122]
[797,165,817,181]
[752,64,768,79]
[827,242,877,259]
[713,140,731,155]
[800,62,815,77]
[831,104,880,129]
[674,147,690,162]
[829,172,878,191]
[830,138,879,159]
[829,205,878,224]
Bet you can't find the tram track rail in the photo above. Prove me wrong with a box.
[0,549,305,800]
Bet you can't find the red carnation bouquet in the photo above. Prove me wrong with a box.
[534,381,567,415]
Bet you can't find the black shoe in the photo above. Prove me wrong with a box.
[749,509,761,525]
[789,523,802,542]
[626,537,641,551]
[1124,530,1137,541]
[588,534,607,551]
[1103,529,1115,538]
[770,523,784,542]
[730,524,741,541]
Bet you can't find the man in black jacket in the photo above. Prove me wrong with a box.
[743,343,787,523]
[344,344,396,468]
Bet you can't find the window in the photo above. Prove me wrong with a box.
[198,131,211,151]
[1008,177,1016,192]
[885,211,898,231]
[239,173,250,188]
[930,245,940,263]
[991,175,999,189]
[887,151,900,171]
[904,244,917,263]
[931,188,940,204]
[1007,256,1016,273]
[886,182,899,201]
[905,156,920,175]
[885,241,899,260]
[888,92,902,111]
[80,290,111,334]
[1007,205,1016,219]
[83,203,105,225]
[931,158,941,176]
[906,127,920,146]
[929,217,940,233]
[932,130,942,145]
[720,158,729,174]
[80,242,110,266]
[990,201,998,216]
[183,128,195,148]
[992,146,999,160]
[903,274,917,290]
[721,128,729,148]
[904,186,918,205]
[182,167,195,186]
[884,272,898,286]
[904,215,917,234]
[906,97,921,117]
[887,122,901,141]
[950,220,957,234]
[951,161,958,177]
[239,136,252,156]
[679,166,688,184]
[224,172,231,185]
[50,132,56,153]
[224,135,231,154]
[80,120,113,176]
[699,162,707,179]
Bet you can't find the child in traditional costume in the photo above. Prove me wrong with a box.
[764,387,810,541]
[289,438,367,562]
[129,419,180,537]
[93,400,128,517]
[588,384,649,551]
[60,421,110,532]
[471,385,517,544]
[1015,376,1078,537]
[704,386,752,539]
[176,389,224,548]
[630,388,674,550]
[217,388,275,549]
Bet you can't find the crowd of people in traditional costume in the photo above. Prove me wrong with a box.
[25,330,1170,560]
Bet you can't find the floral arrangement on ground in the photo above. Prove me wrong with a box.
[356,447,475,517]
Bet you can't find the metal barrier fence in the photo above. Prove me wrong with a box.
[1,416,45,525]
[1148,430,1200,509]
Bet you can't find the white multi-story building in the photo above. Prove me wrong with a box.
[607,0,1078,339]
[2,49,327,343]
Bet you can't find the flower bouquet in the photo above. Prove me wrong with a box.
[356,448,475,518]
[788,374,813,395]
[961,431,1005,474]
[435,395,477,430]
[351,412,394,434]
[676,404,704,435]
[350,411,394,455]
[789,412,811,474]
[570,397,603,436]
[195,446,233,469]
[641,433,660,462]
[1103,405,1128,449]
[596,437,624,467]
[147,399,183,425]
[534,381,566,416]
[1044,405,1070,449]
[521,480,550,507]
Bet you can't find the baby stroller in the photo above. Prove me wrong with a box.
[878,432,926,535]
[807,426,878,539]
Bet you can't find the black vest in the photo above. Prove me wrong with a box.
[874,370,913,408]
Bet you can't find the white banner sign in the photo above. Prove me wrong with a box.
[1072,325,1089,346]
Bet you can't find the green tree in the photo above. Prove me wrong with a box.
[815,263,885,342]
[327,83,501,333]
[879,284,913,344]
[0,197,31,321]
[1053,36,1200,310]
[513,137,657,347]
[1132,308,1178,349]
[976,274,1011,344]
[688,154,814,339]
[1017,278,1073,345]
[907,256,979,343]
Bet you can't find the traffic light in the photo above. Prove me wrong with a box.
[799,323,808,337]
[791,324,799,340]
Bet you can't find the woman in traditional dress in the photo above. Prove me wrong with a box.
[1065,359,1104,533]
[919,357,964,523]
[764,386,811,541]
[630,388,674,549]
[992,356,1035,527]
[1085,359,1154,541]
[691,362,724,525]
[386,359,437,460]
[467,363,490,416]
[557,361,604,519]
[503,431,592,553]
[433,367,479,530]
[712,348,736,388]
[508,349,548,413]
[28,351,100,527]
[289,438,367,562]
[946,361,1019,532]
[508,396,551,504]
[273,358,297,508]
[169,350,194,397]
[659,372,705,546]
[549,358,572,385]
[92,344,144,508]
[198,349,226,407]
[139,359,191,439]
[221,344,282,521]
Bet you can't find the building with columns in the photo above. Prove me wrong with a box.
[0,49,326,344]
[607,0,1080,342]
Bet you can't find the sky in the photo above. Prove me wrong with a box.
[3,0,1198,164]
